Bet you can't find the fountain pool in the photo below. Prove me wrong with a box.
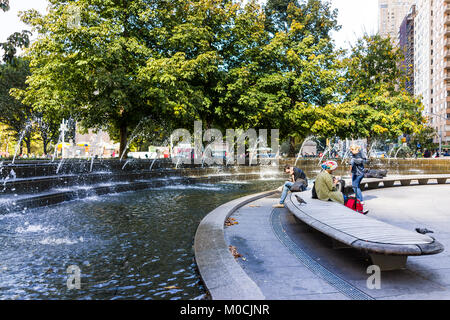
[0,178,284,300]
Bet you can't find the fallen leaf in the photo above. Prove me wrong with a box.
[225,218,239,227]
[229,245,243,259]
[164,286,180,290]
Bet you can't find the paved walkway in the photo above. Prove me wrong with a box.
[224,185,450,300]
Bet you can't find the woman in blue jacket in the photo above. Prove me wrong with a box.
[349,145,367,204]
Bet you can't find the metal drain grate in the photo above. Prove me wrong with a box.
[271,209,374,300]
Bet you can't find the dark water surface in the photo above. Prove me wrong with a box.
[0,179,283,300]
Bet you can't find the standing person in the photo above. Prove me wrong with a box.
[273,165,308,208]
[315,160,345,204]
[349,145,367,205]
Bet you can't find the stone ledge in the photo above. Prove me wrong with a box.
[194,190,277,300]
[343,174,450,193]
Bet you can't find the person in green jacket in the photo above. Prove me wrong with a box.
[315,160,344,205]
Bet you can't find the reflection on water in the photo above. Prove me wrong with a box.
[0,179,283,300]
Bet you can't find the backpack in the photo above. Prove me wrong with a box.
[311,181,318,199]
[364,169,388,179]
[290,179,307,193]
[345,196,365,214]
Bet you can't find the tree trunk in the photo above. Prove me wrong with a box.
[43,139,48,155]
[119,123,128,159]
[366,136,372,156]
[25,133,31,154]
[289,136,296,157]
[41,129,48,155]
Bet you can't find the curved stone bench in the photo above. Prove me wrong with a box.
[285,191,444,271]
[343,174,450,193]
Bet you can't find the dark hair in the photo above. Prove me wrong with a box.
[284,165,292,171]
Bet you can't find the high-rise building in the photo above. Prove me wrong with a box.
[414,0,450,147]
[399,5,417,94]
[379,0,416,43]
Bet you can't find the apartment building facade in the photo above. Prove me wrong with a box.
[414,0,450,146]
[379,0,416,42]
[399,5,417,94]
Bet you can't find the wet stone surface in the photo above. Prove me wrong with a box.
[224,184,450,300]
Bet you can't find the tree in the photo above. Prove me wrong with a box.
[307,93,426,142]
[0,59,34,154]
[19,0,272,155]
[0,30,32,64]
[18,0,423,159]
[0,0,48,155]
[342,34,403,101]
[409,125,438,153]
[265,0,340,42]
[34,111,62,155]
[219,0,342,155]
[0,0,9,12]
[0,2,60,155]
[0,0,32,64]
[321,34,429,145]
[18,0,170,157]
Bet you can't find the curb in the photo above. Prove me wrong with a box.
[194,190,278,300]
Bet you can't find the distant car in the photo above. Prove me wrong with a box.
[256,153,277,158]
[370,151,387,158]
[253,148,277,159]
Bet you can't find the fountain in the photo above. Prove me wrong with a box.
[394,144,412,159]
[119,118,149,162]
[294,136,319,166]
[11,121,32,165]
[0,123,448,301]
[248,137,262,166]
[201,144,213,168]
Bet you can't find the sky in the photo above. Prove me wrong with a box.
[330,0,379,49]
[0,0,49,42]
[0,0,379,53]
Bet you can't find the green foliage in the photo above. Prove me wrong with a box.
[0,31,32,63]
[0,58,34,153]
[308,34,429,142]
[343,34,403,100]
[409,125,438,151]
[18,0,342,154]
[0,2,62,155]
[0,0,9,12]
[0,0,31,63]
[14,0,429,156]
[219,0,342,143]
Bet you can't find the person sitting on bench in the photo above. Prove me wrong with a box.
[273,165,308,208]
[315,160,345,205]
